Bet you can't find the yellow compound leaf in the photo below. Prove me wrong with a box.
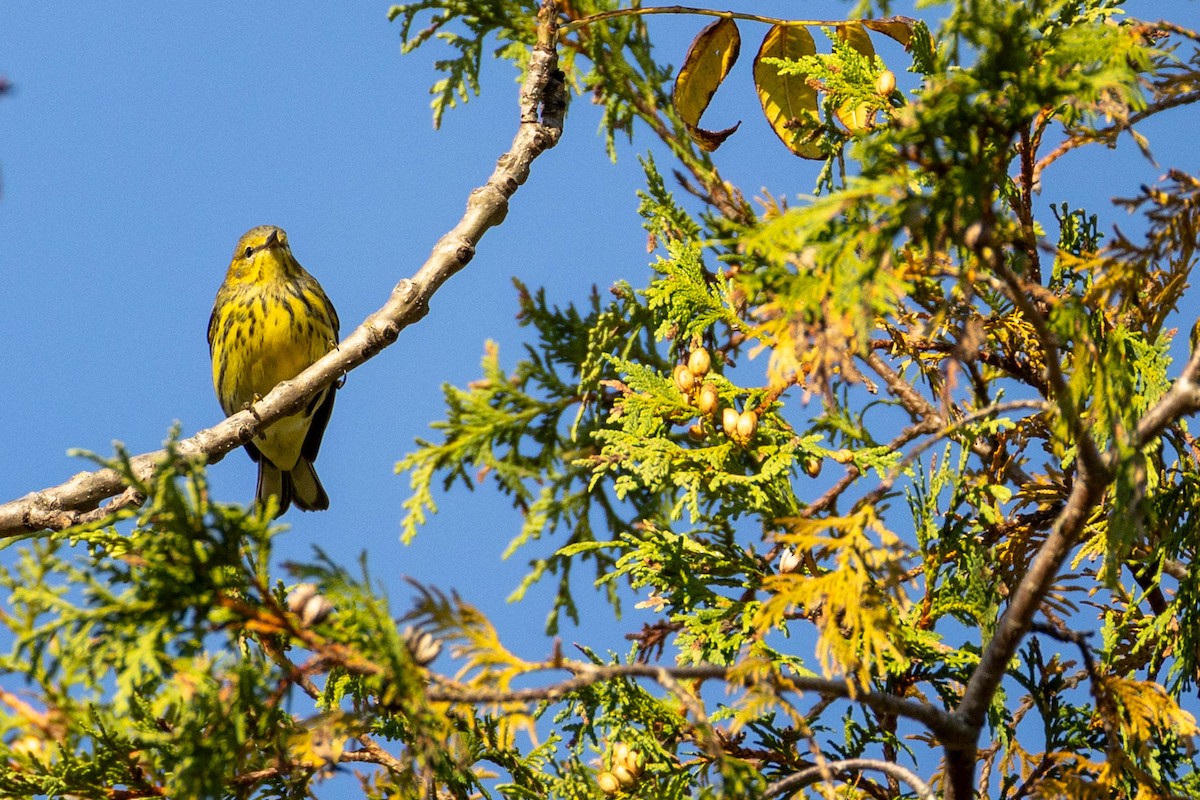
[834,23,876,133]
[863,16,919,47]
[838,22,876,59]
[673,17,742,151]
[835,100,873,133]
[754,24,821,159]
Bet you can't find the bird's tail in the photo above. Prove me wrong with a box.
[256,461,292,517]
[288,458,330,512]
[256,458,328,516]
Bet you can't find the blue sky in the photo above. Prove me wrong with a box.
[3,2,1200,795]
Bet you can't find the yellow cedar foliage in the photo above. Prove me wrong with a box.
[737,179,914,392]
[288,711,355,772]
[726,649,811,733]
[1034,771,1108,800]
[1031,677,1198,799]
[413,587,540,746]
[998,742,1083,796]
[756,507,910,683]
[1036,759,1177,800]
[1104,675,1200,746]
[1084,173,1200,337]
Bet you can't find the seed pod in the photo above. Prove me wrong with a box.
[736,410,758,440]
[673,364,696,393]
[612,742,642,774]
[11,735,44,759]
[300,596,334,627]
[779,548,802,574]
[698,383,719,416]
[287,583,319,614]
[687,347,711,377]
[403,625,443,666]
[963,220,989,250]
[803,455,823,478]
[612,765,637,788]
[597,771,621,795]
[687,422,706,441]
[722,407,739,435]
[875,69,896,96]
[288,583,334,626]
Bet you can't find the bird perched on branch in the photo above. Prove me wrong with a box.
[208,225,340,515]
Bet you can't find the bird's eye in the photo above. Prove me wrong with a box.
[244,246,254,259]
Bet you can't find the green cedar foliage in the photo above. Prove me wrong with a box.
[394,0,1200,796]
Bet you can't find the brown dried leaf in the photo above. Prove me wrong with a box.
[673,17,742,151]
[863,16,919,48]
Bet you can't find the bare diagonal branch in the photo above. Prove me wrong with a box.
[946,345,1200,788]
[0,1,567,539]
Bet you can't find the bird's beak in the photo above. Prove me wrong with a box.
[265,229,281,249]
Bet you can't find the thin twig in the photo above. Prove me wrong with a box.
[352,735,408,773]
[764,758,936,800]
[654,666,724,761]
[800,419,939,519]
[560,5,871,34]
[1033,89,1200,181]
[880,399,1047,490]
[841,398,1045,533]
[864,351,1034,488]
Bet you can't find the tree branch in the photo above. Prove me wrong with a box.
[0,1,567,538]
[944,344,1200,795]
[764,758,936,800]
[1033,87,1200,182]
[421,661,966,742]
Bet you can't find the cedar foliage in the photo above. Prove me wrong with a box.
[3,1,1200,798]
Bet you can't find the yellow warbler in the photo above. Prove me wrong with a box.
[208,225,340,515]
